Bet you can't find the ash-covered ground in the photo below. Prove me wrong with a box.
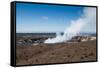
[16,33,97,65]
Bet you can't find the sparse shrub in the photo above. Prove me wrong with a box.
[80,57,84,59]
[89,52,94,56]
[51,52,54,55]
[35,59,38,62]
[67,55,70,57]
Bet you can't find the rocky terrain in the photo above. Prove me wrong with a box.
[16,39,97,65]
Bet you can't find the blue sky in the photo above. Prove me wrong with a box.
[16,3,96,33]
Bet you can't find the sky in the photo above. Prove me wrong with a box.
[16,3,96,33]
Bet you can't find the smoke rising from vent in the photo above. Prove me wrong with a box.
[44,7,96,44]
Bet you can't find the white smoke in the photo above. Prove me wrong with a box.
[44,7,96,44]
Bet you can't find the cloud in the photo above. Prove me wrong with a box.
[42,16,48,20]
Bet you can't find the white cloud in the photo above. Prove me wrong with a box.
[42,16,48,20]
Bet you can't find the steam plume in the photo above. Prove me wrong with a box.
[44,7,96,44]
